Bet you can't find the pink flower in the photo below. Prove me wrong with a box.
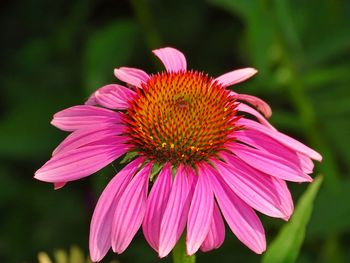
[35,47,322,262]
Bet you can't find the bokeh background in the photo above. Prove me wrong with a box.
[1,0,350,262]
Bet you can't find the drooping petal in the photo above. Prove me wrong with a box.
[85,84,136,110]
[51,105,121,132]
[114,67,149,88]
[206,164,266,254]
[111,162,152,253]
[89,158,143,262]
[186,164,214,255]
[236,103,275,129]
[153,47,187,72]
[234,129,312,174]
[230,92,272,118]
[53,124,125,156]
[35,138,128,183]
[142,163,172,252]
[200,202,225,252]
[227,143,312,182]
[213,155,293,220]
[214,68,257,87]
[158,165,191,258]
[238,118,322,161]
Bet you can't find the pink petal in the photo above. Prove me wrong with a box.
[51,105,121,132]
[234,129,312,174]
[206,164,266,254]
[111,162,152,253]
[85,84,136,110]
[53,125,125,156]
[270,177,294,220]
[85,95,98,106]
[142,163,172,252]
[186,164,214,255]
[35,138,128,183]
[158,165,192,258]
[200,202,225,252]
[214,68,257,87]
[54,182,66,190]
[297,152,314,174]
[152,47,187,72]
[238,118,322,161]
[227,143,312,182]
[114,67,149,88]
[213,155,293,220]
[230,92,272,118]
[89,158,143,262]
[237,103,275,129]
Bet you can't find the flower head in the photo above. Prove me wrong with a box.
[35,47,322,262]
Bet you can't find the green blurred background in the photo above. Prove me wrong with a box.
[1,0,349,262]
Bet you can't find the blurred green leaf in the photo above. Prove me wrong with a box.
[309,83,350,170]
[322,235,346,263]
[262,176,323,263]
[303,65,350,90]
[82,20,139,94]
[303,29,350,68]
[0,100,62,158]
[209,0,277,85]
[307,179,350,239]
[272,0,301,52]
[269,110,300,131]
[207,0,256,18]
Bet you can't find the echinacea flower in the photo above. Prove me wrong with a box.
[35,47,322,262]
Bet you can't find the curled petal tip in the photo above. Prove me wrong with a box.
[248,67,258,74]
[113,68,121,75]
[186,247,197,257]
[158,247,172,258]
[253,240,267,254]
[256,247,266,254]
[53,182,66,190]
[152,47,187,72]
[315,153,323,162]
[282,215,291,222]
[111,247,125,254]
[241,67,258,78]
[114,67,149,88]
[215,67,258,87]
[34,171,43,181]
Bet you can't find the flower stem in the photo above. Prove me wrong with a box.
[172,235,196,263]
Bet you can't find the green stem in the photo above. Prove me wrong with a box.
[172,235,196,263]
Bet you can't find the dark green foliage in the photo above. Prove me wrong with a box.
[0,0,349,262]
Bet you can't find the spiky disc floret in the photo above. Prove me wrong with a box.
[125,71,240,165]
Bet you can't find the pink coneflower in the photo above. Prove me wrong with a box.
[35,47,322,262]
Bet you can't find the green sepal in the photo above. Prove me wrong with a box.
[150,162,164,181]
[120,151,138,164]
